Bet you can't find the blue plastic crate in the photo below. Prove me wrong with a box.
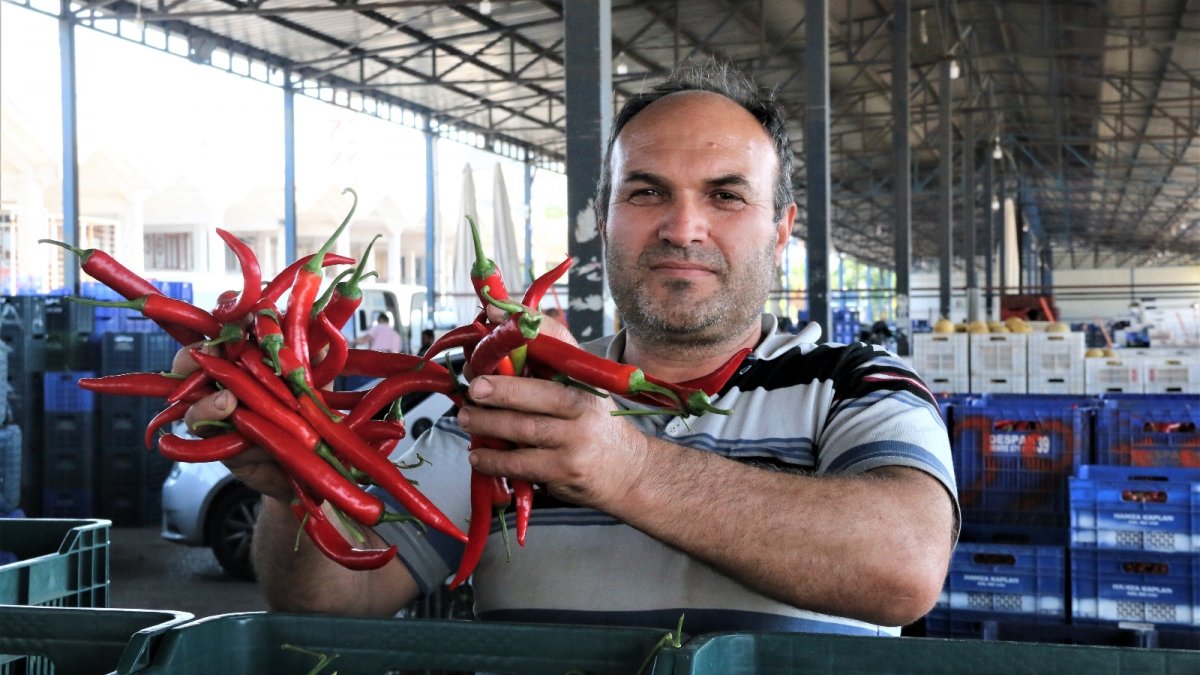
[952,394,1093,529]
[100,332,176,376]
[0,427,21,513]
[1094,394,1200,467]
[79,282,122,301]
[42,371,96,413]
[937,543,1065,619]
[1072,548,1200,628]
[151,280,193,303]
[42,412,96,492]
[923,610,1152,646]
[1070,465,1200,552]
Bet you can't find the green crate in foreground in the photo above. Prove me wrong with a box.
[117,612,678,675]
[0,519,110,607]
[0,604,193,675]
[674,632,1200,675]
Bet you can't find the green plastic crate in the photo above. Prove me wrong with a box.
[0,604,193,675]
[673,632,1200,674]
[117,612,678,675]
[0,519,110,607]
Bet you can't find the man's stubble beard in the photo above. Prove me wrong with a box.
[606,239,778,352]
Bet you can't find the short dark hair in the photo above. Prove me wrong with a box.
[594,59,794,225]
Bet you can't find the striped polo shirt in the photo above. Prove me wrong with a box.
[375,315,957,636]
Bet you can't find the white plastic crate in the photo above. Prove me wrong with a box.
[1028,332,1085,380]
[1143,356,1200,395]
[912,333,970,380]
[1028,375,1085,395]
[970,333,1028,377]
[925,373,970,395]
[970,374,1027,394]
[1086,355,1143,395]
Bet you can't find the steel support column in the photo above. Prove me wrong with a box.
[523,151,534,277]
[891,0,911,354]
[424,119,438,320]
[563,0,612,340]
[983,135,995,318]
[283,74,297,265]
[805,0,832,339]
[58,1,79,293]
[938,58,953,321]
[964,110,977,321]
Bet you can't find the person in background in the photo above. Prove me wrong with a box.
[416,328,436,356]
[179,60,957,636]
[541,306,568,327]
[355,312,403,353]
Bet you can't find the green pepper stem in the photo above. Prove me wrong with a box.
[303,187,358,274]
[467,215,498,279]
[480,286,541,338]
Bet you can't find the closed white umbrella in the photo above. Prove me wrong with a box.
[492,162,524,298]
[452,163,481,325]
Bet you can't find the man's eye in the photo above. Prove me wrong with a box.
[713,191,744,203]
[626,188,662,202]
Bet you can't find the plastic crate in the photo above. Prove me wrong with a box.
[0,518,109,607]
[970,374,1027,394]
[42,371,96,413]
[1086,355,1143,394]
[969,332,1027,377]
[922,609,1153,646]
[0,605,192,675]
[1070,465,1200,552]
[952,394,1092,529]
[116,612,678,675]
[1094,394,1200,467]
[1028,332,1085,382]
[913,334,970,381]
[1028,374,1084,395]
[0,427,21,514]
[100,332,176,376]
[670,630,1200,674]
[1072,548,1200,628]
[43,333,97,371]
[936,543,1065,619]
[97,397,172,526]
[41,295,95,337]
[152,280,194,303]
[0,296,46,337]
[1144,356,1200,395]
[925,373,969,396]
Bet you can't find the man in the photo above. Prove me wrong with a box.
[355,312,403,353]
[182,61,957,635]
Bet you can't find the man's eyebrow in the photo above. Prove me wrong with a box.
[707,173,753,190]
[619,170,667,187]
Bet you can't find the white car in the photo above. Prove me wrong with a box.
[160,359,462,579]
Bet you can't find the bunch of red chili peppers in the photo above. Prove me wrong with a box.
[43,188,745,583]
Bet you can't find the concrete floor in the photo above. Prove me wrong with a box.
[108,526,268,618]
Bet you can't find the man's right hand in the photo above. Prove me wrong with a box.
[172,346,293,503]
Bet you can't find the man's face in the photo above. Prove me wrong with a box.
[603,91,794,348]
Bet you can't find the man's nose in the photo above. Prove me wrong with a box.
[657,195,710,246]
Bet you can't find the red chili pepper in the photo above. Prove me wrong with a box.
[275,344,328,412]
[190,348,320,449]
[354,420,407,444]
[468,291,542,377]
[296,395,467,543]
[675,347,752,396]
[342,350,435,378]
[311,313,349,389]
[69,295,221,339]
[235,344,302,411]
[212,289,241,317]
[166,369,211,405]
[252,298,285,374]
[523,334,679,405]
[40,238,205,345]
[450,468,496,590]
[260,252,357,306]
[285,189,358,367]
[211,229,262,323]
[343,368,462,429]
[321,389,368,411]
[639,372,733,416]
[513,481,534,547]
[77,372,186,399]
[288,477,398,571]
[158,431,252,462]
[420,321,489,364]
[521,256,573,310]
[466,215,509,302]
[230,406,384,525]
[309,235,379,352]
[144,400,190,449]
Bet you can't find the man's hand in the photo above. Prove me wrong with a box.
[172,346,292,502]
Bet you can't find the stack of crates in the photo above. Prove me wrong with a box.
[1094,394,1200,468]
[912,333,969,395]
[1,295,47,515]
[1027,332,1085,395]
[41,370,96,517]
[1070,465,1200,630]
[969,332,1028,394]
[831,308,859,345]
[1086,354,1143,394]
[952,394,1092,539]
[925,543,1066,638]
[1141,351,1200,395]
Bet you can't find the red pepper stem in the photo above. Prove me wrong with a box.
[303,187,358,274]
[480,286,540,338]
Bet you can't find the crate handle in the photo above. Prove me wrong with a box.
[993,419,1041,432]
[1121,489,1168,503]
[971,553,1016,566]
[1121,561,1169,575]
[1142,422,1196,433]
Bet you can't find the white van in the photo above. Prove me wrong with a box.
[343,282,429,354]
